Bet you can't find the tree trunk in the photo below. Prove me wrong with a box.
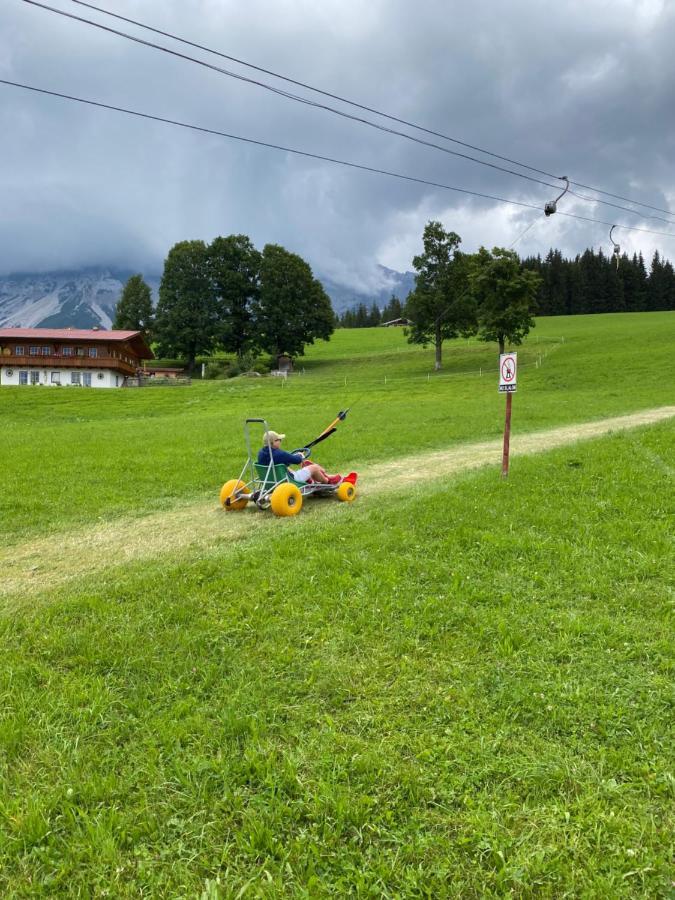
[498,335,505,355]
[434,322,442,371]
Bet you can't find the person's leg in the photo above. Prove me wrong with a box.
[304,463,330,483]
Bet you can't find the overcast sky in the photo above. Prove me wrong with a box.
[1,0,674,290]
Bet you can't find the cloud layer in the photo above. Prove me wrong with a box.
[2,0,674,286]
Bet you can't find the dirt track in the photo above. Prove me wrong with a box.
[2,406,673,600]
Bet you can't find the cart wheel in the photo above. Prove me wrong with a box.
[220,479,250,510]
[271,482,303,517]
[336,482,357,503]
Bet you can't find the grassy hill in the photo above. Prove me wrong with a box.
[0,312,673,896]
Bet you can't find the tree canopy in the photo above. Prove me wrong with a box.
[210,234,260,359]
[153,240,216,372]
[468,247,541,354]
[253,244,334,357]
[153,236,335,367]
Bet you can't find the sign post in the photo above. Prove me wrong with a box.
[498,352,517,478]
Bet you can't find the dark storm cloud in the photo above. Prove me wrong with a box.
[1,0,674,284]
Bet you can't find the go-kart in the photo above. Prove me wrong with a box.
[219,418,357,517]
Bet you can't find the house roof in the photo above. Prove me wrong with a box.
[0,327,154,359]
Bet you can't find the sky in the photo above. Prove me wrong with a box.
[1,0,675,291]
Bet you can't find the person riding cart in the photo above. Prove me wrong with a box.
[258,430,343,485]
[220,417,358,517]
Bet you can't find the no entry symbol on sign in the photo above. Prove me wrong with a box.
[499,352,517,393]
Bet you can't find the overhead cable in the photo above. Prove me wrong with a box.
[3,78,675,242]
[21,0,675,225]
[65,0,675,222]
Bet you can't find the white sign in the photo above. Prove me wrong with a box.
[499,352,517,392]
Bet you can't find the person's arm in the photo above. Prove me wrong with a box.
[272,448,304,465]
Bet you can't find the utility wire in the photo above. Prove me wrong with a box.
[65,0,675,222]
[21,0,675,226]
[3,78,675,243]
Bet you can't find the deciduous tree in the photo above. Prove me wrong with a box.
[468,247,540,355]
[253,244,334,357]
[153,240,215,372]
[209,235,260,359]
[405,221,474,370]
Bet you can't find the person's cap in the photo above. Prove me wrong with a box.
[263,430,285,443]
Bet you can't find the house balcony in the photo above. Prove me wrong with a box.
[2,354,138,377]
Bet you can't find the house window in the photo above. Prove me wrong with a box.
[40,346,52,355]
[51,372,61,384]
[15,345,24,355]
[29,346,40,356]
[76,347,85,357]
[71,372,81,385]
[30,371,40,385]
[88,347,98,358]
[19,370,28,385]
[62,347,74,357]
[82,373,92,387]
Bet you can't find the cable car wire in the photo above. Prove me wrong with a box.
[21,0,675,225]
[64,0,675,222]
[3,77,675,243]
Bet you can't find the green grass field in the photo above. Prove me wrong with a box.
[0,312,673,897]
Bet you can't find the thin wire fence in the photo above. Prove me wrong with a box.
[267,339,567,393]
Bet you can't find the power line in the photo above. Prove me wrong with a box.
[65,0,675,223]
[4,77,675,243]
[22,0,675,226]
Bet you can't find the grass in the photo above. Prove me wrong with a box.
[0,311,673,545]
[0,424,673,896]
[0,312,673,895]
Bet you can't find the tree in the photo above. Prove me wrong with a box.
[113,274,154,337]
[153,240,216,372]
[382,294,403,322]
[209,234,261,359]
[253,244,334,357]
[468,247,541,355]
[367,302,382,327]
[405,221,475,370]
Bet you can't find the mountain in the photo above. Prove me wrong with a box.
[0,269,161,330]
[0,265,414,328]
[320,266,416,314]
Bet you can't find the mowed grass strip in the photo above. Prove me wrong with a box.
[0,424,672,897]
[0,311,673,545]
[1,405,672,601]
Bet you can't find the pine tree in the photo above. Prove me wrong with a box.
[113,274,154,337]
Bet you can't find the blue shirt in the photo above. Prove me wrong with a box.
[257,446,303,467]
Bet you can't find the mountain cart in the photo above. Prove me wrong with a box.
[219,418,357,517]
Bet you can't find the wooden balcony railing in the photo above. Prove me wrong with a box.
[2,355,138,376]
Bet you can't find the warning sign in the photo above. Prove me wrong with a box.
[499,352,517,392]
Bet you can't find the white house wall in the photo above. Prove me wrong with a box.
[0,367,124,388]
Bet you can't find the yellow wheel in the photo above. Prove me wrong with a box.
[336,482,357,503]
[220,479,250,510]
[270,482,303,517]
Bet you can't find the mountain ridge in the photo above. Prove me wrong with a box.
[0,265,414,329]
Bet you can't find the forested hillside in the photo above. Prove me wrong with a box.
[523,248,675,315]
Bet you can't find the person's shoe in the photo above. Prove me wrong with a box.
[343,472,358,484]
[327,474,342,484]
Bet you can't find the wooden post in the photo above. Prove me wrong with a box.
[501,391,512,478]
